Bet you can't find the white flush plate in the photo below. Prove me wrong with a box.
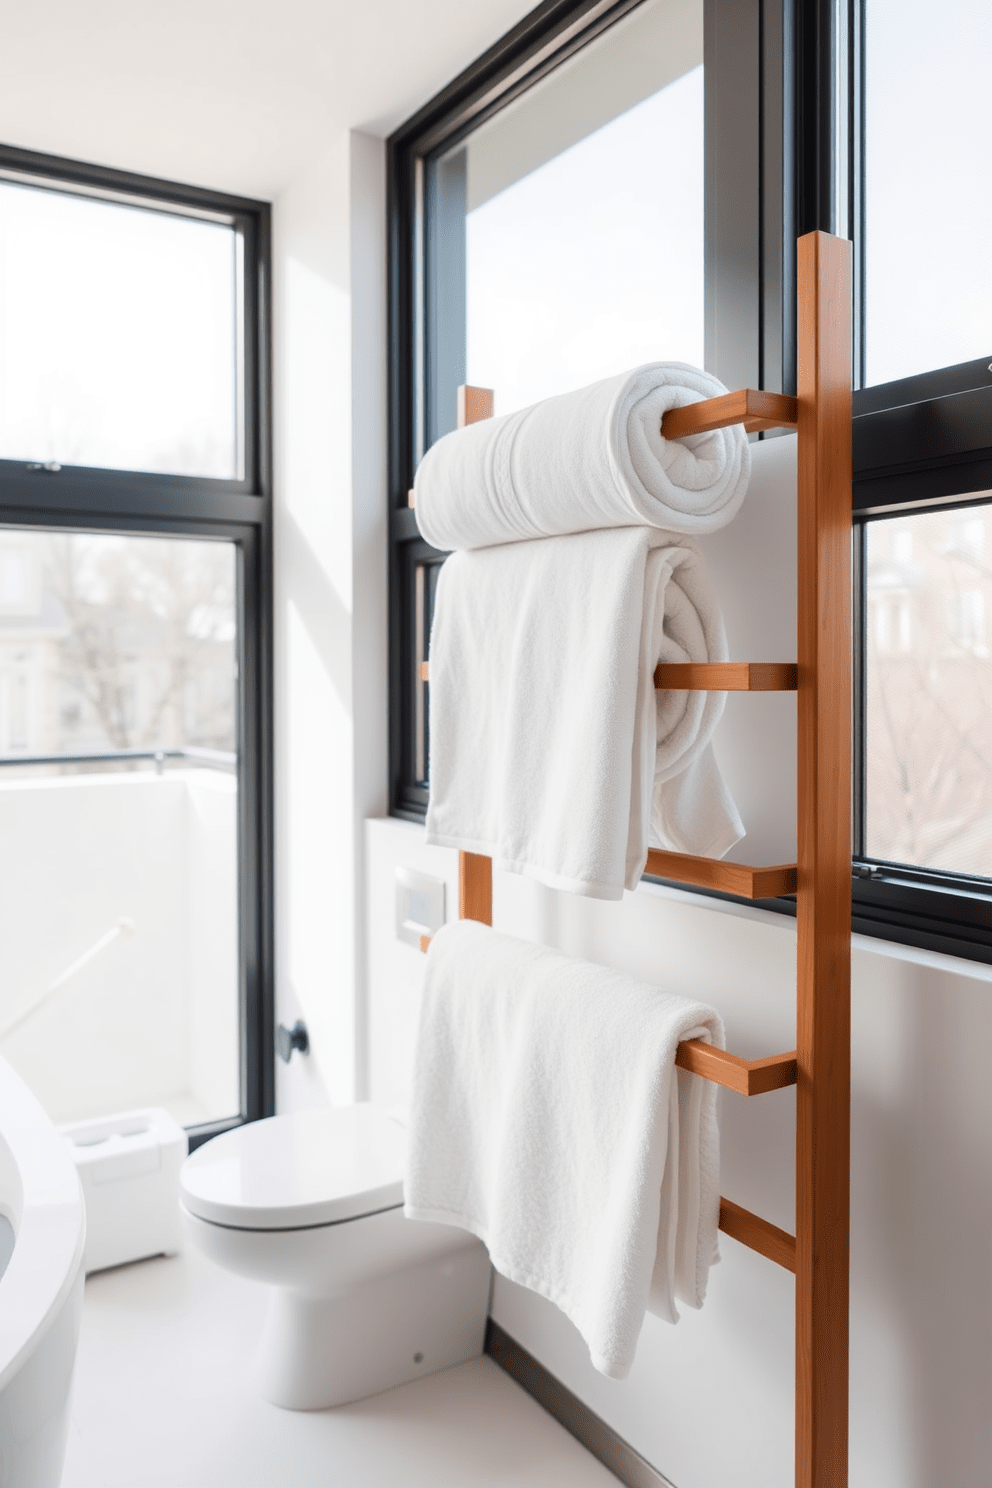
[395,866,446,947]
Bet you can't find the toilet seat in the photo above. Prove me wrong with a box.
[180,1104,406,1231]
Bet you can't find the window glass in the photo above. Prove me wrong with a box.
[865,0,992,386]
[0,181,243,479]
[865,505,992,875]
[466,67,703,416]
[426,0,704,434]
[0,529,240,1126]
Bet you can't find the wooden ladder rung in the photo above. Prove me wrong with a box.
[413,388,793,507]
[661,388,798,440]
[718,1197,796,1272]
[423,661,796,691]
[675,1040,797,1096]
[420,932,795,1096]
[654,661,797,691]
[645,849,797,899]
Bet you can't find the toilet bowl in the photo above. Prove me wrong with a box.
[179,1103,490,1411]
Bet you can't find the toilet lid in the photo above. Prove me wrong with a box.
[180,1104,406,1230]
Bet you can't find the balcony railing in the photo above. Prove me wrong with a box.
[0,759,239,1130]
[0,746,236,773]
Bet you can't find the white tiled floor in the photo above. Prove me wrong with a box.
[62,1248,621,1488]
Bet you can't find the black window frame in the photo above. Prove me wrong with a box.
[0,143,275,1146]
[388,0,992,968]
[844,0,992,964]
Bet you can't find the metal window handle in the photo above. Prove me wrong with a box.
[277,1019,309,1063]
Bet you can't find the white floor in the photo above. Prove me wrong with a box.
[62,1248,622,1488]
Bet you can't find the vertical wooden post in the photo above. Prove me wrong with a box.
[459,851,493,925]
[794,231,852,1488]
[456,385,495,926]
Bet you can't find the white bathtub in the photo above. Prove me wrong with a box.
[0,1057,86,1488]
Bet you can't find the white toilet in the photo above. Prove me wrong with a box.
[179,1103,491,1410]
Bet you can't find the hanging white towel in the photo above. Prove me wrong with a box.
[424,525,744,899]
[404,921,724,1380]
[414,363,749,552]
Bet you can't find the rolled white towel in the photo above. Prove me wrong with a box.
[414,363,750,551]
[425,525,744,899]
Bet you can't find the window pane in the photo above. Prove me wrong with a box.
[0,530,240,1127]
[428,0,703,432]
[0,182,242,479]
[865,0,992,386]
[865,505,992,876]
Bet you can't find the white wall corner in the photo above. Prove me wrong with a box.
[271,130,389,1112]
[349,128,390,1100]
[272,136,357,1112]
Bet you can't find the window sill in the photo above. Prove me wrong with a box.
[639,868,992,977]
[386,813,992,975]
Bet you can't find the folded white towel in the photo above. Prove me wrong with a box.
[405,921,724,1379]
[414,364,749,552]
[425,526,744,899]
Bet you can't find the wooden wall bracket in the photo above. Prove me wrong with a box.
[661,388,797,438]
[719,1198,797,1273]
[676,1040,797,1096]
[645,849,797,899]
[426,660,797,691]
[654,661,797,691]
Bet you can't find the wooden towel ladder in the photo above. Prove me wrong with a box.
[419,230,852,1488]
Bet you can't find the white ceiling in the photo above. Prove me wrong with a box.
[0,0,538,201]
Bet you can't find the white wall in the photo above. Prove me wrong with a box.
[272,130,387,1113]
[363,435,992,1486]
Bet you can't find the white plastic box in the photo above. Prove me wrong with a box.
[60,1107,188,1274]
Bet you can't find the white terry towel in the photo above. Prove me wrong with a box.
[414,363,749,552]
[424,525,744,899]
[405,921,724,1379]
